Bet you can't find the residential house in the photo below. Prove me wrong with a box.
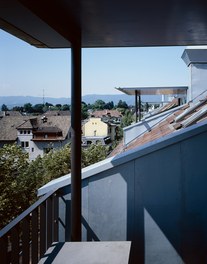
[44,110,71,117]
[0,111,22,118]
[91,109,122,124]
[0,116,26,147]
[82,110,122,146]
[0,115,71,160]
[82,117,113,146]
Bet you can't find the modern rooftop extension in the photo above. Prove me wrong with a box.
[111,96,207,156]
[1,1,207,263]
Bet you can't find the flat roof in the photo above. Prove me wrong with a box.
[116,86,188,96]
[182,49,207,66]
[1,1,207,48]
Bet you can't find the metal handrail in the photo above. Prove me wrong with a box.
[0,187,58,238]
[0,187,60,264]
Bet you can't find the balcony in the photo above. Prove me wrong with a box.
[1,118,207,263]
[1,1,207,263]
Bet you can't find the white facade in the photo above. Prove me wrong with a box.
[17,128,70,160]
[182,48,207,102]
[190,64,207,102]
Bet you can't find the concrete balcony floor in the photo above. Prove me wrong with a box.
[39,241,131,264]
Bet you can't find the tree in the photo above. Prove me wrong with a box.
[0,142,109,229]
[93,99,106,110]
[62,104,70,111]
[0,144,29,228]
[24,103,33,113]
[82,143,108,168]
[121,109,134,127]
[1,104,9,111]
[12,106,24,112]
[82,102,89,120]
[33,104,44,113]
[105,101,114,110]
[55,104,62,110]
[116,100,128,109]
[44,102,54,111]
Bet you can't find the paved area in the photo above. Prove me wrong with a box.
[39,241,131,264]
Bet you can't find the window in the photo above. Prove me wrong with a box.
[28,130,31,134]
[31,147,34,152]
[21,141,29,148]
[20,130,23,134]
[43,148,53,154]
[24,130,26,134]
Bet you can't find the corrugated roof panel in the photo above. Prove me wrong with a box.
[181,105,207,128]
[174,99,207,123]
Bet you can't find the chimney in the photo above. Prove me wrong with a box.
[182,48,207,102]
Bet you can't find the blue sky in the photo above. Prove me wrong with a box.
[0,29,189,98]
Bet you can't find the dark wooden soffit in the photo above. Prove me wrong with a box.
[1,0,207,48]
[116,86,188,96]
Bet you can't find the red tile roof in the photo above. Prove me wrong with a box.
[110,98,207,156]
[91,110,122,118]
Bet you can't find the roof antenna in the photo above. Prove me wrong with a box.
[43,89,45,105]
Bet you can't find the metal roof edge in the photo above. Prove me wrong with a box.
[114,119,207,164]
[123,104,185,132]
[37,157,115,196]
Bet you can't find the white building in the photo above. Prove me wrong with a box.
[0,115,71,160]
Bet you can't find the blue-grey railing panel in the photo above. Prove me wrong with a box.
[0,188,59,264]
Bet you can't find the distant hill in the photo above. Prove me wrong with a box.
[0,94,162,108]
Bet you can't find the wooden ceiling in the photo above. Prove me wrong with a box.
[1,0,207,48]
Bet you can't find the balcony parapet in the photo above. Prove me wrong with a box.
[0,188,59,263]
[38,118,207,197]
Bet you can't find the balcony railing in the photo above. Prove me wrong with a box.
[0,188,59,264]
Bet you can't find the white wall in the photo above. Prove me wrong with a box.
[123,105,184,146]
[190,64,207,102]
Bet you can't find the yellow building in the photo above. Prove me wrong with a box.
[82,117,117,146]
[83,118,108,137]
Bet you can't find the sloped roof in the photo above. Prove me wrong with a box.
[110,97,207,156]
[0,111,22,117]
[91,110,122,118]
[17,119,36,129]
[37,116,71,139]
[0,116,29,141]
[34,127,62,133]
[44,110,71,117]
[0,115,71,141]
